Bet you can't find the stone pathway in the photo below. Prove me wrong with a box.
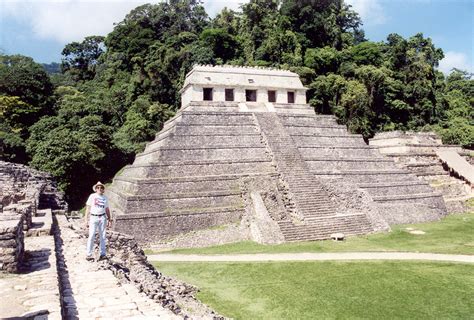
[0,214,182,320]
[0,234,61,319]
[147,252,474,263]
[56,215,181,319]
[437,150,474,185]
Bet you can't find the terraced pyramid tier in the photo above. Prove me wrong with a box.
[108,101,447,242]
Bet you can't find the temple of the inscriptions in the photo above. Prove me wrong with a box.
[107,65,448,243]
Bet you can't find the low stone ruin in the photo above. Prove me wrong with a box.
[0,160,67,272]
[370,131,473,213]
[0,219,25,272]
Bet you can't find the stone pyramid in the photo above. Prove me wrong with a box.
[107,65,447,243]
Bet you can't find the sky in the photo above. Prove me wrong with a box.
[0,0,472,74]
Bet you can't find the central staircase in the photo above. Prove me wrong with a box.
[254,112,373,241]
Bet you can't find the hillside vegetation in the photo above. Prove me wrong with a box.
[0,0,473,207]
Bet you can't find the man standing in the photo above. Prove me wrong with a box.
[85,181,111,261]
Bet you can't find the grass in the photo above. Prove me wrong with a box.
[156,260,474,319]
[157,212,474,255]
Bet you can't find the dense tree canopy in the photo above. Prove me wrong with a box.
[1,0,472,207]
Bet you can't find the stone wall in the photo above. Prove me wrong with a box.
[0,219,24,272]
[114,209,243,243]
[0,161,67,272]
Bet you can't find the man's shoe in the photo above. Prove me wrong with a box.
[86,255,94,261]
[98,255,107,261]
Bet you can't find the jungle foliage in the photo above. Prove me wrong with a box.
[0,0,472,207]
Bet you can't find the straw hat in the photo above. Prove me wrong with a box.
[92,181,105,192]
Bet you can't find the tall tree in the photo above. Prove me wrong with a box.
[61,36,105,82]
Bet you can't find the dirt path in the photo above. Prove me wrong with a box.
[147,252,474,263]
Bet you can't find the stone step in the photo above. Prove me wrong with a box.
[299,147,383,159]
[303,157,393,162]
[115,172,275,184]
[372,192,443,202]
[279,224,372,236]
[430,181,473,198]
[357,181,428,188]
[112,176,242,195]
[148,146,270,162]
[311,169,409,175]
[122,161,275,178]
[108,187,244,213]
[187,101,240,108]
[291,133,362,138]
[119,205,246,218]
[293,200,333,207]
[180,113,255,126]
[173,124,258,135]
[307,160,398,171]
[161,113,182,132]
[296,140,369,148]
[26,209,53,237]
[287,126,348,135]
[146,138,265,153]
[358,183,435,197]
[277,214,372,241]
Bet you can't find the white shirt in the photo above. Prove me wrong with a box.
[86,193,109,215]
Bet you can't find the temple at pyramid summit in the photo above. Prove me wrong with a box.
[107,65,448,243]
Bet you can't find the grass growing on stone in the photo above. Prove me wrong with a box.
[155,261,474,319]
[161,212,474,255]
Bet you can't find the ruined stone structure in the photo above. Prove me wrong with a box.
[0,161,67,272]
[108,65,447,243]
[370,131,473,213]
[1,161,211,318]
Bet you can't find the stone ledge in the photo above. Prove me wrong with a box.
[298,145,379,149]
[114,172,277,184]
[182,111,254,116]
[311,169,408,175]
[133,158,272,167]
[109,187,241,201]
[141,145,267,151]
[136,145,268,158]
[177,123,256,128]
[284,124,344,128]
[168,132,261,136]
[278,113,336,118]
[291,133,362,138]
[405,162,441,167]
[358,181,429,188]
[114,206,245,220]
[304,157,391,162]
[373,192,443,202]
[385,151,471,157]
[375,143,461,148]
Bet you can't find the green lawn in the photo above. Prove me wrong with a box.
[156,261,474,319]
[158,212,474,255]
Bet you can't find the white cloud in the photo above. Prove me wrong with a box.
[202,0,246,17]
[1,0,249,44]
[438,51,474,75]
[346,0,386,26]
[2,0,163,43]
[1,0,386,44]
